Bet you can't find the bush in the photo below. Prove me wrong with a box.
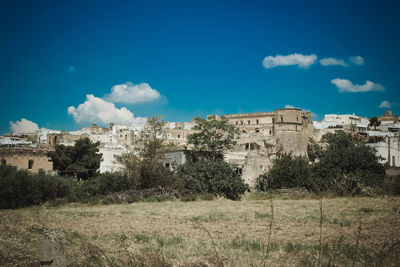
[177,158,249,200]
[257,132,386,196]
[0,165,72,209]
[255,153,312,191]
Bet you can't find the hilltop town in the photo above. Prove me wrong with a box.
[1,108,399,186]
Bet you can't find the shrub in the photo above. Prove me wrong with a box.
[0,165,72,209]
[255,153,312,191]
[177,158,249,200]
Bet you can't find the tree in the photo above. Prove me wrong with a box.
[312,131,385,194]
[369,116,381,130]
[255,153,312,191]
[180,116,248,199]
[187,116,240,159]
[47,137,102,180]
[116,116,182,190]
[177,158,249,200]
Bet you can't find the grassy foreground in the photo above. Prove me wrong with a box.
[1,194,400,266]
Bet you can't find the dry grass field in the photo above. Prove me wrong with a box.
[1,194,400,266]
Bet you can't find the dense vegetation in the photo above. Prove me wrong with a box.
[256,131,389,195]
[2,125,398,209]
[47,137,102,180]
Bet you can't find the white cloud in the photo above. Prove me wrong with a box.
[68,94,147,125]
[349,56,365,66]
[284,104,296,109]
[378,100,396,108]
[10,118,39,134]
[331,78,385,93]
[67,66,76,73]
[319,57,347,67]
[262,53,317,69]
[104,82,161,104]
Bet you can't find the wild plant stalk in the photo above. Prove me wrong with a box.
[202,226,224,267]
[318,196,323,267]
[262,195,274,267]
[352,221,362,267]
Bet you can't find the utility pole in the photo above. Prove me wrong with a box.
[387,136,391,167]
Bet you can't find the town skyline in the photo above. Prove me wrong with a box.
[1,0,399,134]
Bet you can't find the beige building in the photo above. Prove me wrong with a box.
[208,108,314,187]
[165,122,195,147]
[0,147,53,173]
[379,110,399,124]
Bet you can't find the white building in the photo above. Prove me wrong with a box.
[368,137,400,167]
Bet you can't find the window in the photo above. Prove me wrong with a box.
[280,116,283,122]
[236,167,243,175]
[255,128,260,133]
[125,135,127,139]
[272,118,275,123]
[1,159,5,165]
[256,119,259,124]
[178,134,181,138]
[235,121,238,125]
[248,120,251,125]
[165,163,170,168]
[296,116,299,122]
[28,159,34,169]
[269,130,272,135]
[245,143,249,150]
[241,121,243,125]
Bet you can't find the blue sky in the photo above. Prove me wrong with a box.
[1,0,399,134]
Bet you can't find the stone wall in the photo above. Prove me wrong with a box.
[0,147,53,172]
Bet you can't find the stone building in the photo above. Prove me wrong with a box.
[207,108,314,187]
[165,122,194,147]
[379,110,399,124]
[0,147,53,172]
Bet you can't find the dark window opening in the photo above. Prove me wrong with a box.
[255,128,260,133]
[297,116,299,122]
[272,118,275,123]
[236,167,243,175]
[235,121,238,124]
[241,121,243,125]
[248,120,251,125]
[245,143,249,150]
[178,134,181,138]
[165,163,170,168]
[269,130,272,135]
[280,116,283,122]
[28,159,34,169]
[256,119,259,124]
[1,159,6,165]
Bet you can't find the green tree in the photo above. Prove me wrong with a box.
[312,131,385,194]
[116,116,182,190]
[187,116,240,159]
[369,116,381,130]
[177,158,249,200]
[255,153,312,191]
[47,137,102,180]
[179,116,248,199]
